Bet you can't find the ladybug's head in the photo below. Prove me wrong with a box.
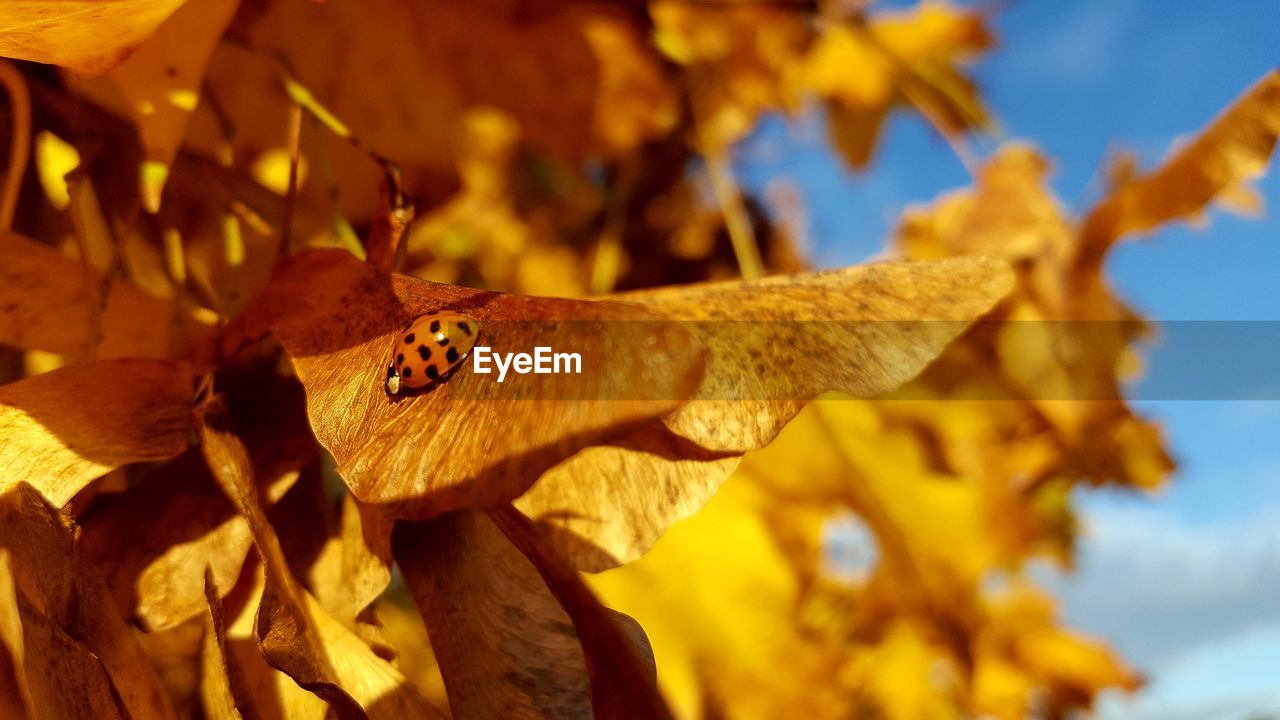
[385,363,402,396]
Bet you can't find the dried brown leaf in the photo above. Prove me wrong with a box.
[224,248,704,518]
[395,508,670,720]
[200,571,244,720]
[0,552,126,720]
[516,423,741,571]
[0,483,177,719]
[0,359,193,507]
[1080,69,1280,261]
[80,372,312,630]
[0,0,187,75]
[108,0,239,212]
[394,511,592,719]
[195,396,444,719]
[626,257,1014,452]
[491,506,670,720]
[0,232,211,359]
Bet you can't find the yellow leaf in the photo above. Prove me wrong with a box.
[1080,69,1280,258]
[0,359,193,507]
[0,0,188,75]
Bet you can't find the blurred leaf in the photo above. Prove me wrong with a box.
[108,0,239,212]
[1081,68,1280,260]
[974,585,1141,718]
[0,232,213,359]
[592,475,843,720]
[0,0,188,75]
[0,359,192,507]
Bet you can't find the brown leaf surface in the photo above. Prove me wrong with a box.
[304,493,395,632]
[0,359,193,507]
[0,551,127,719]
[516,423,741,571]
[0,483,177,719]
[195,395,444,719]
[491,506,670,720]
[1079,69,1280,262]
[0,232,211,360]
[395,508,669,720]
[223,0,671,176]
[224,248,705,518]
[0,0,187,75]
[80,372,313,631]
[199,571,243,720]
[394,511,592,719]
[626,256,1014,452]
[521,257,1010,571]
[78,447,300,631]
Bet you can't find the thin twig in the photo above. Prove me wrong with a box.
[686,68,764,279]
[590,159,638,294]
[0,60,31,231]
[279,103,304,257]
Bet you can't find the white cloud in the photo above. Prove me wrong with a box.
[1036,499,1280,718]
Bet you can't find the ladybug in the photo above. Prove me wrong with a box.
[384,312,481,395]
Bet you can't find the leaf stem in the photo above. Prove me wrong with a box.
[279,103,304,257]
[0,60,31,231]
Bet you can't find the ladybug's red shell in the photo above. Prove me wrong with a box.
[385,312,480,395]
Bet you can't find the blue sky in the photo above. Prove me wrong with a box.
[735,1,1280,717]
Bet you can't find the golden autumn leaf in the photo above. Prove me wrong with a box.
[224,248,705,518]
[515,424,742,571]
[492,506,671,720]
[199,570,242,720]
[394,511,596,719]
[1,547,129,719]
[107,0,240,212]
[0,0,188,75]
[804,1,994,167]
[0,232,213,360]
[194,395,445,719]
[1079,68,1280,262]
[630,256,1013,452]
[520,256,1011,572]
[80,372,313,631]
[4,2,1276,718]
[592,474,844,720]
[0,484,177,719]
[0,359,193,507]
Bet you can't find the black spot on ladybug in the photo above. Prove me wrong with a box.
[417,345,432,361]
[426,366,440,380]
[446,347,460,363]
[438,336,450,347]
[402,367,413,378]
[404,333,415,344]
[396,353,404,365]
[458,322,472,336]
[430,319,441,333]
